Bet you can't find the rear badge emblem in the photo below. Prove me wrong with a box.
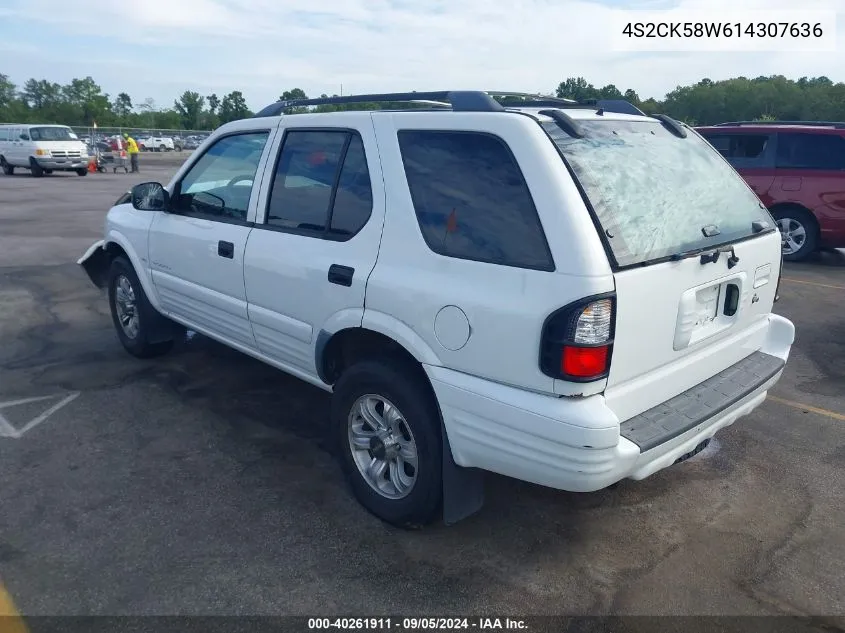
[751,294,759,304]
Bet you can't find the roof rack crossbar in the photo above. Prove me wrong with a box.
[713,120,845,129]
[253,91,644,118]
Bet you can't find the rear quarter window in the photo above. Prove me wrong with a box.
[397,130,554,271]
[776,132,845,170]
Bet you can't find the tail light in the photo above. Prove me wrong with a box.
[540,294,615,382]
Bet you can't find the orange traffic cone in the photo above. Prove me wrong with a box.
[88,157,97,173]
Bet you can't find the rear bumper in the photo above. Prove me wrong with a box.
[427,314,794,492]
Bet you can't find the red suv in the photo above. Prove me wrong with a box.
[696,122,845,261]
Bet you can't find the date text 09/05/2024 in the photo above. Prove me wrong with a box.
[307,618,527,630]
[621,21,823,38]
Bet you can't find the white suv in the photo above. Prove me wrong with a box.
[78,91,795,527]
[140,135,175,152]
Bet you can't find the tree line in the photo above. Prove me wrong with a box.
[2,73,845,131]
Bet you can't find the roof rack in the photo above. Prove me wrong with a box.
[713,120,845,129]
[253,91,644,118]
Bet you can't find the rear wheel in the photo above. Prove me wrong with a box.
[772,207,818,262]
[332,359,443,528]
[0,158,12,175]
[107,256,174,359]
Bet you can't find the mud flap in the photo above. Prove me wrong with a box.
[77,240,109,288]
[441,423,484,525]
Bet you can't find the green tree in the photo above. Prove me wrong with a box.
[207,93,220,114]
[555,77,599,101]
[22,78,62,110]
[62,76,111,125]
[174,90,205,129]
[113,92,132,121]
[219,90,250,123]
[279,88,308,114]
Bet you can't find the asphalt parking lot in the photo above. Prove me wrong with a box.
[0,154,843,619]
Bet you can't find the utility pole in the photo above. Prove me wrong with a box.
[340,83,343,96]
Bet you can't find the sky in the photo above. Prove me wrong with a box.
[0,0,843,111]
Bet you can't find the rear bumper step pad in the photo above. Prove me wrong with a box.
[620,351,785,452]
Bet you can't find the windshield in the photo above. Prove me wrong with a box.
[544,119,772,268]
[30,126,76,142]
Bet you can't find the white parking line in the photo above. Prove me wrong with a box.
[0,392,80,439]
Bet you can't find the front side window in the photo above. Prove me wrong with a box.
[265,129,373,239]
[172,131,270,222]
[546,120,772,268]
[776,132,845,170]
[397,130,553,271]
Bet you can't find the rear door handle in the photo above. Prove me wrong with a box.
[217,240,234,259]
[328,264,354,287]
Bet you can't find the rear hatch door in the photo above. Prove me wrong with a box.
[544,116,781,421]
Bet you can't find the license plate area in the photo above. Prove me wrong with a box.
[674,272,747,350]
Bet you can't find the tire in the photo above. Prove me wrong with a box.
[331,359,443,528]
[76,169,87,176]
[771,206,819,262]
[29,159,44,178]
[107,256,174,359]
[159,144,166,152]
[1,158,13,176]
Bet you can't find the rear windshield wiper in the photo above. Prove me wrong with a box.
[671,245,740,268]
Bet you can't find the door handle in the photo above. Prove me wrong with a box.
[328,264,354,287]
[217,240,234,259]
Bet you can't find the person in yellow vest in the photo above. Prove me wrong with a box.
[123,133,140,173]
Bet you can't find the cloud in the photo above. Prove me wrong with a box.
[1,0,842,110]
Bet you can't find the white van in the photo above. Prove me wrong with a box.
[0,124,90,177]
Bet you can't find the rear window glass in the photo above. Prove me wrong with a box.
[544,120,771,268]
[397,130,553,271]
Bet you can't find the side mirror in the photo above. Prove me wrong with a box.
[19,134,29,140]
[131,182,170,211]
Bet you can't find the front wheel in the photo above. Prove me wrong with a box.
[772,207,818,262]
[107,256,173,358]
[76,168,87,176]
[331,360,443,528]
[29,159,44,178]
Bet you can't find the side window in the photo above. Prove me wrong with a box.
[330,135,373,236]
[397,130,554,271]
[0,129,7,141]
[777,132,845,170]
[265,130,373,239]
[701,133,768,162]
[702,134,730,156]
[172,131,269,222]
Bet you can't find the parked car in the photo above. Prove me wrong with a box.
[139,135,175,152]
[0,123,90,177]
[78,91,794,527]
[696,121,845,261]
